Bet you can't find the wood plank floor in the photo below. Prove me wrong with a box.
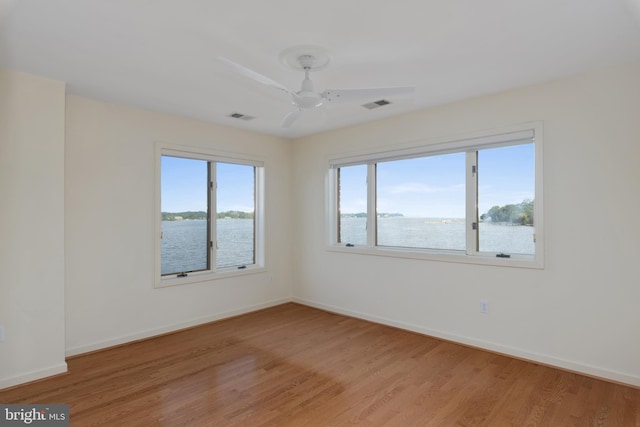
[1,303,638,426]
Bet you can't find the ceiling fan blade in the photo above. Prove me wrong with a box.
[281,109,303,128]
[321,86,415,106]
[218,56,293,95]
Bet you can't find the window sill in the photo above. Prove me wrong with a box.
[155,265,266,288]
[326,244,543,269]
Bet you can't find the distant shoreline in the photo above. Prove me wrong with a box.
[162,210,254,221]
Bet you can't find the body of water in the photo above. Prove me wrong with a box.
[341,217,534,255]
[161,219,254,275]
[162,217,535,275]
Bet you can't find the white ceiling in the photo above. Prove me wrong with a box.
[2,0,640,139]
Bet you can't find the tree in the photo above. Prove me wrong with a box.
[216,210,254,219]
[162,211,207,221]
[483,199,533,225]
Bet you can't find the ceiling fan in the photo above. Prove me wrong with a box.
[218,46,415,128]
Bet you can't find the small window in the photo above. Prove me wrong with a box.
[327,124,543,268]
[477,144,535,255]
[161,156,210,275]
[156,144,264,286]
[216,162,256,268]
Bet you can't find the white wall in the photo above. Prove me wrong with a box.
[0,69,67,388]
[291,62,640,386]
[64,96,293,355]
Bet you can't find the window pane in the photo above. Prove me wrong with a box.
[216,162,255,268]
[161,156,209,275]
[478,144,535,255]
[376,153,466,250]
[338,165,368,245]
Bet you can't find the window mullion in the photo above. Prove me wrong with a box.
[209,161,216,271]
[336,168,341,244]
[465,152,478,255]
[252,166,258,265]
[367,163,377,247]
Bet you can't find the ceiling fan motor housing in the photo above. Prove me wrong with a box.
[295,76,323,108]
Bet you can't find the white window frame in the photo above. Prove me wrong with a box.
[155,142,266,287]
[326,122,544,269]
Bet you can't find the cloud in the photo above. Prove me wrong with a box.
[382,182,464,195]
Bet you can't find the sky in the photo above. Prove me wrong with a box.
[161,143,534,218]
[161,156,255,213]
[340,143,534,218]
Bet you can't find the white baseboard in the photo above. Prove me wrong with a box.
[293,297,640,388]
[66,297,292,357]
[0,363,68,391]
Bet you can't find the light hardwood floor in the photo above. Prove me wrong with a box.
[1,303,638,426]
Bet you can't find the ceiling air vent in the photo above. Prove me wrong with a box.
[362,99,391,110]
[228,112,255,121]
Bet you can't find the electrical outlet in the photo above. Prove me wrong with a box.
[0,325,4,342]
[480,300,489,314]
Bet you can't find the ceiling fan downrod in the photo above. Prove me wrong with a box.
[295,55,323,109]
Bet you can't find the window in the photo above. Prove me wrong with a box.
[327,124,543,268]
[376,153,466,251]
[156,144,264,286]
[215,162,256,268]
[160,156,210,275]
[477,144,535,255]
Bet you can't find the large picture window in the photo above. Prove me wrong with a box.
[156,144,264,286]
[328,124,543,268]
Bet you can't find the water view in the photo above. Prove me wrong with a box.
[162,216,534,275]
[161,219,254,275]
[341,217,535,254]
